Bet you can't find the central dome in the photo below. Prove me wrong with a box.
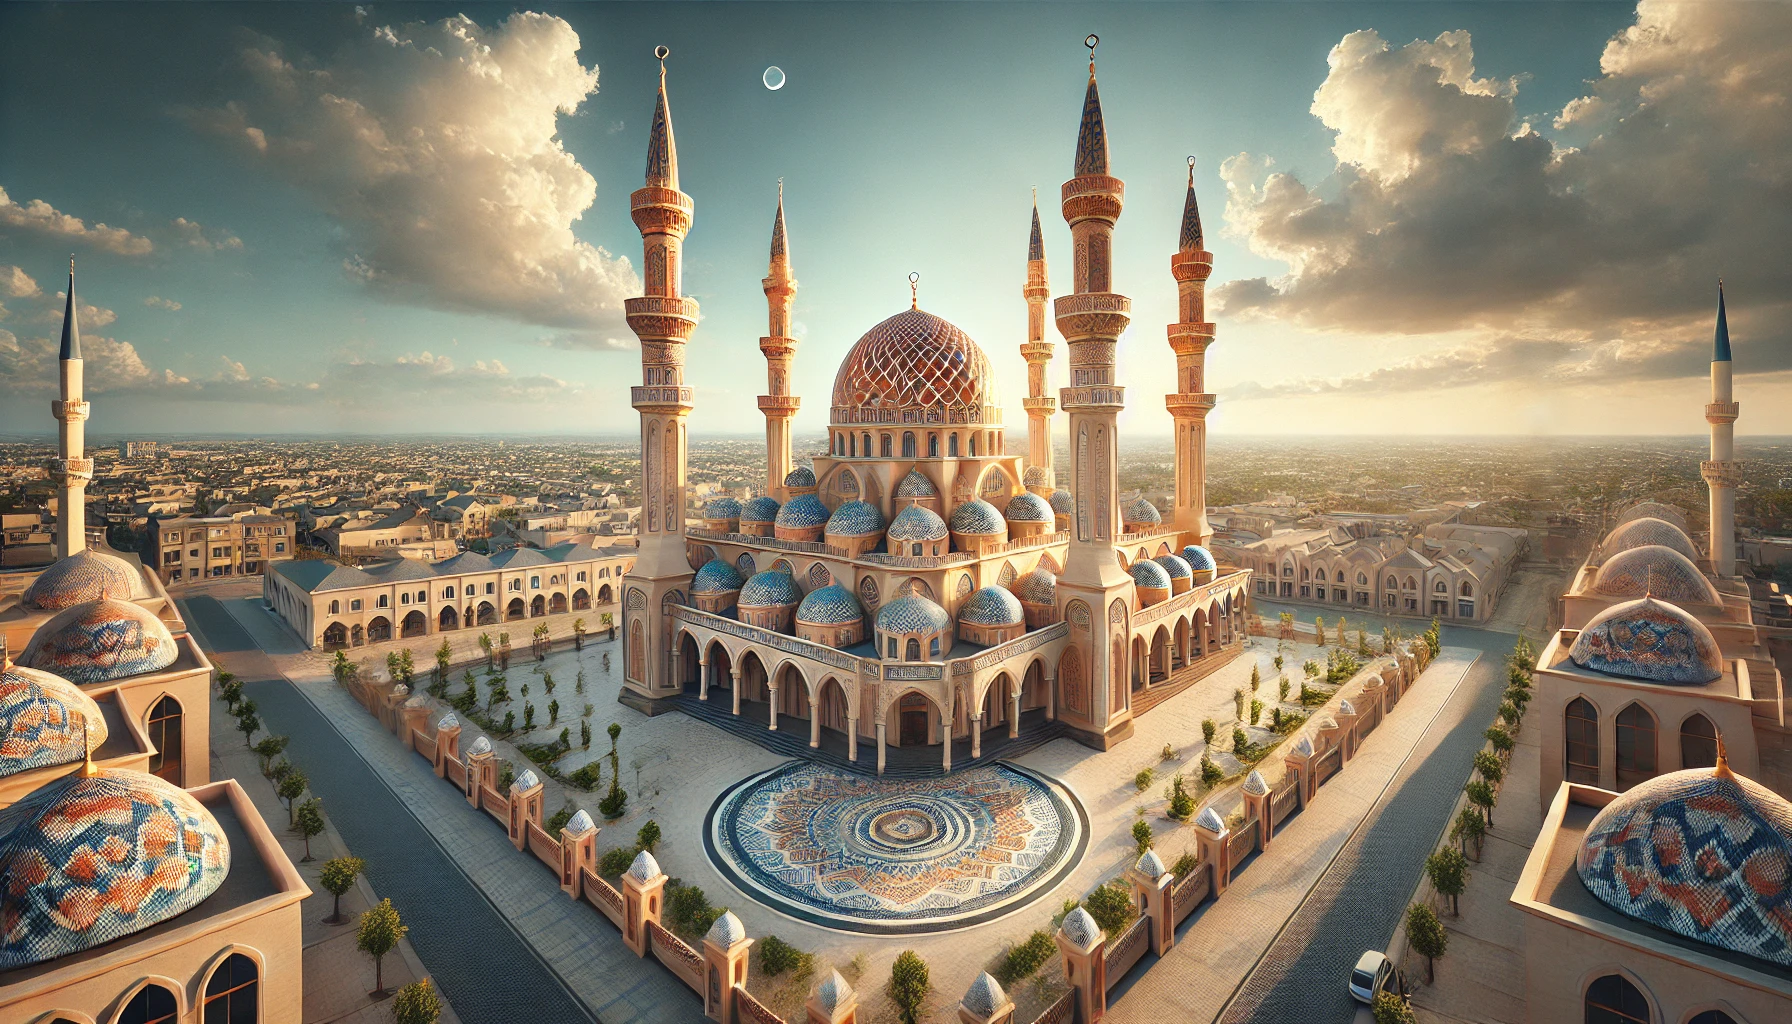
[831,308,993,418]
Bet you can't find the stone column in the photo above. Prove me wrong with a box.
[1009,690,1021,739]
[1241,770,1272,851]
[942,704,953,772]
[1055,906,1107,1024]
[957,971,1015,1024]
[1336,700,1360,761]
[620,850,668,957]
[768,685,780,731]
[465,741,496,807]
[701,912,752,1023]
[560,810,599,899]
[697,655,708,701]
[1125,850,1175,956]
[509,770,544,851]
[876,721,887,775]
[1194,806,1230,896]
[433,713,461,778]
[732,663,744,716]
[846,716,858,762]
[970,713,982,759]
[1285,735,1316,807]
[1045,670,1056,721]
[399,697,429,752]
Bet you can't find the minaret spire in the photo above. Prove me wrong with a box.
[1702,280,1740,576]
[1168,156,1217,545]
[760,180,800,499]
[1074,36,1109,177]
[1021,189,1056,493]
[52,256,92,558]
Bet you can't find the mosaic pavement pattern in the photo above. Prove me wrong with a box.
[707,761,1086,933]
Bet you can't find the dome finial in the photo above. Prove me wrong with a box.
[1715,735,1734,779]
[909,271,920,310]
[1086,33,1098,76]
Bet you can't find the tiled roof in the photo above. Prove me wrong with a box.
[958,586,1023,626]
[796,584,863,625]
[1123,495,1163,526]
[1154,554,1193,579]
[740,496,782,523]
[1004,492,1054,523]
[887,504,947,542]
[704,496,743,519]
[826,500,885,536]
[895,471,938,498]
[1181,545,1217,571]
[490,547,552,568]
[692,559,746,594]
[1590,545,1721,606]
[739,570,803,608]
[1569,595,1723,685]
[783,467,817,489]
[1008,567,1056,605]
[775,493,830,529]
[949,499,1006,536]
[1599,517,1698,563]
[1130,560,1172,590]
[1048,489,1074,514]
[875,594,952,635]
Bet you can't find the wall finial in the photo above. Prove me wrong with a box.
[909,271,920,309]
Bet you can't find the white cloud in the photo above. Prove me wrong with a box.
[43,292,117,329]
[144,296,183,311]
[188,12,638,332]
[1,266,41,299]
[171,217,244,251]
[0,186,155,256]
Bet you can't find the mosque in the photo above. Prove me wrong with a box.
[616,44,1254,771]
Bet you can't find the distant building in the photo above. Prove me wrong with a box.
[119,439,160,458]
[151,512,294,584]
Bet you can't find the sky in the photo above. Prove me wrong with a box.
[1,1,1787,438]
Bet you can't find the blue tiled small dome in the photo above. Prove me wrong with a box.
[1182,545,1217,571]
[1154,554,1193,580]
[949,499,1006,536]
[24,550,146,611]
[1599,517,1698,563]
[1130,560,1172,590]
[1569,595,1723,685]
[959,586,1023,626]
[738,570,803,608]
[1009,567,1056,605]
[876,594,952,635]
[1123,496,1163,526]
[796,584,863,625]
[775,493,829,529]
[703,496,742,520]
[887,504,947,542]
[784,466,817,489]
[1048,489,1074,515]
[740,496,782,523]
[21,598,179,684]
[692,558,745,594]
[1004,492,1054,523]
[896,471,938,498]
[826,500,885,536]
[0,662,107,778]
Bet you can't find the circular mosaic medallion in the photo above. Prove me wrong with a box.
[706,761,1087,934]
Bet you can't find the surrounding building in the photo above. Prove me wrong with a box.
[149,511,295,584]
[118,439,160,459]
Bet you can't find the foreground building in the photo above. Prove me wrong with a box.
[150,511,295,585]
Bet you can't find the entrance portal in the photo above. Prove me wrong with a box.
[899,699,929,746]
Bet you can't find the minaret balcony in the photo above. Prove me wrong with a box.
[757,395,801,414]
[626,296,700,341]
[1171,250,1213,281]
[52,457,94,484]
[1060,176,1124,224]
[1165,393,1217,415]
[50,399,90,422]
[1705,401,1740,424]
[1054,292,1131,341]
[1701,460,1743,487]
[631,385,694,411]
[1060,384,1125,410]
[1022,396,1058,414]
[1166,324,1215,352]
[758,336,798,358]
[1020,341,1055,363]
[630,186,693,236]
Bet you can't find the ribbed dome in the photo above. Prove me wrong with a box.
[775,493,829,529]
[1154,554,1193,580]
[784,466,817,489]
[826,500,885,537]
[1004,492,1054,523]
[703,496,742,520]
[0,768,230,971]
[23,550,146,611]
[1130,560,1172,590]
[1590,545,1721,606]
[887,504,948,542]
[21,598,179,684]
[692,558,746,594]
[467,736,492,756]
[830,308,993,415]
[949,499,1006,536]
[1009,567,1057,605]
[1048,489,1074,514]
[740,496,781,523]
[1599,517,1699,563]
[896,471,938,498]
[958,585,1023,627]
[1617,500,1688,532]
[1568,596,1723,685]
[0,662,107,778]
[738,571,803,608]
[1577,766,1792,967]
[1122,496,1163,526]
[1182,545,1217,571]
[796,585,863,625]
[875,594,952,635]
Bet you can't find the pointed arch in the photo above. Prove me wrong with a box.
[1679,711,1719,769]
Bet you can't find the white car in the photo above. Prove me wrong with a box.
[1349,950,1395,1004]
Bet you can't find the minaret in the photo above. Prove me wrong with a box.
[621,48,699,708]
[1702,282,1740,576]
[52,258,92,559]
[1166,158,1216,546]
[1021,192,1056,491]
[759,181,800,501]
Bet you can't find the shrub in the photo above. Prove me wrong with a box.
[599,785,627,819]
[1200,754,1223,788]
[637,819,662,853]
[393,979,443,1024]
[599,846,636,878]
[1232,727,1250,753]
[1473,750,1505,785]
[1278,677,1290,702]
[501,710,515,734]
[1166,774,1195,820]
[890,950,930,1024]
[1451,805,1487,859]
[545,805,574,837]
[1250,665,1261,692]
[1134,767,1155,792]
[581,720,592,749]
[1172,851,1199,878]
[1234,689,1247,720]
[1372,990,1416,1024]
[1466,779,1498,828]
[254,735,289,775]
[524,703,536,730]
[759,935,813,978]
[320,855,364,924]
[1485,726,1514,754]
[1499,700,1522,728]
[1426,845,1469,915]
[1132,820,1153,855]
[1082,881,1136,936]
[997,930,1057,985]
[1161,743,1176,762]
[567,761,603,790]
[1250,699,1263,725]
[1201,719,1216,746]
[667,882,724,937]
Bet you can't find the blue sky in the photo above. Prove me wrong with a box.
[1,2,1786,437]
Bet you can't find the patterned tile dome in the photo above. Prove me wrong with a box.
[707,909,746,947]
[24,550,145,610]
[21,597,179,685]
[628,849,662,881]
[1004,492,1054,523]
[1009,567,1057,605]
[513,769,540,791]
[1048,489,1074,514]
[887,504,948,542]
[1568,595,1723,685]
[739,570,803,608]
[0,768,230,971]
[1617,500,1689,532]
[1060,905,1102,948]
[797,585,863,626]
[740,496,782,523]
[875,594,952,635]
[1122,496,1163,526]
[959,585,1023,627]
[1590,545,1721,606]
[1182,545,1217,571]
[1135,848,1167,878]
[1129,560,1172,590]
[703,496,742,520]
[1242,770,1270,797]
[692,558,745,594]
[896,471,939,498]
[1599,517,1699,563]
[1576,765,1792,967]
[1154,554,1193,580]
[948,499,1006,536]
[784,466,817,489]
[826,500,886,537]
[830,308,993,416]
[1022,465,1052,488]
[467,736,492,756]
[963,972,1008,1019]
[567,809,595,833]
[775,493,830,529]
[0,662,107,778]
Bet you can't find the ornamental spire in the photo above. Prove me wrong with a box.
[644,47,678,189]
[1714,280,1731,362]
[1028,189,1045,262]
[1179,157,1204,253]
[60,256,80,361]
[1073,35,1108,177]
[770,178,789,263]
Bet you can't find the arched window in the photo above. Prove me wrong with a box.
[1386,576,1397,589]
[928,434,939,457]
[848,434,856,457]
[119,982,179,1024]
[887,638,897,659]
[1565,698,1599,784]
[949,433,960,457]
[901,432,916,458]
[1357,573,1368,586]
[377,594,389,607]
[203,953,259,1023]
[905,638,921,661]
[1460,581,1474,597]
[1686,1011,1738,1024]
[147,696,183,783]
[880,434,892,457]
[970,433,979,456]
[329,600,340,614]
[929,637,941,658]
[862,432,871,456]
[1435,580,1447,593]
[1315,569,1326,582]
[1406,576,1417,590]
[1616,702,1658,789]
[1680,713,1719,769]
[1584,973,1649,1024]
[400,592,411,605]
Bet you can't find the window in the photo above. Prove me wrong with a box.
[401,593,411,605]
[969,433,979,456]
[444,586,455,600]
[1458,601,1474,617]
[1387,575,1397,589]
[1616,703,1658,789]
[948,434,959,457]
[274,542,286,553]
[509,579,521,591]
[531,576,541,589]
[377,594,389,608]
[486,582,496,594]
[1315,569,1326,582]
[906,638,921,661]
[1680,713,1719,769]
[887,638,897,659]
[902,432,916,458]
[119,983,179,1024]
[163,551,181,564]
[928,434,938,457]
[204,953,259,1024]
[416,589,427,602]
[190,548,200,558]
[881,435,892,457]
[1565,698,1599,784]
[576,571,587,582]
[350,599,362,611]
[1460,581,1473,597]
[329,600,340,614]
[147,697,183,783]
[1357,573,1368,586]
[466,585,476,596]
[1584,974,1648,1024]
[929,637,940,658]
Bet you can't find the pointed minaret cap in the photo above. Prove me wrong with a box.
[1028,189,1045,262]
[60,256,81,360]
[1715,735,1734,780]
[1179,157,1205,252]
[644,46,679,189]
[770,179,789,263]
[1074,35,1108,177]
[1714,279,1732,362]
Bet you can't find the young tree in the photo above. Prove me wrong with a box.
[890,950,930,1024]
[1234,688,1247,721]
[549,699,560,725]
[1465,779,1497,828]
[253,735,290,775]
[1426,845,1469,915]
[637,819,662,853]
[580,720,592,749]
[357,898,408,996]
[1278,677,1290,702]
[293,798,325,862]
[1132,819,1153,855]
[1484,725,1514,755]
[393,979,443,1024]
[1405,902,1447,983]
[573,617,586,649]
[278,768,309,825]
[1450,805,1487,860]
[331,649,354,682]
[320,855,365,924]
[1082,882,1137,935]
[1250,664,1261,692]
[478,633,494,668]
[435,639,452,679]
[1473,750,1505,785]
[1372,991,1417,1024]
[1165,774,1195,820]
[1201,718,1217,746]
[236,705,261,747]
[1314,615,1326,647]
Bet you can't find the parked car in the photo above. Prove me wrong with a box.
[1349,950,1396,1004]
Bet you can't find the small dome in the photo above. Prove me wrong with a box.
[796,585,863,626]
[1009,567,1057,605]
[706,909,746,946]
[1314,714,1339,730]
[436,712,460,731]
[1060,905,1102,948]
[1048,489,1074,514]
[1195,806,1226,834]
[1022,465,1052,487]
[0,768,230,971]
[1569,595,1723,685]
[784,466,817,489]
[775,493,829,529]
[1576,766,1792,967]
[958,586,1023,627]
[1129,560,1172,590]
[512,769,540,791]
[1617,500,1688,532]
[0,662,108,778]
[627,849,662,881]
[1291,735,1315,758]
[826,500,885,537]
[21,597,179,684]
[1182,545,1217,571]
[895,471,938,498]
[392,684,410,697]
[1599,517,1699,563]
[1242,770,1269,797]
[887,504,948,542]
[703,496,742,520]
[962,972,1008,1018]
[1154,554,1193,580]
[24,549,145,610]
[875,594,952,635]
[402,695,427,709]
[1135,848,1167,878]
[739,571,803,608]
[1590,545,1721,606]
[813,969,854,1012]
[949,499,1005,536]
[467,735,492,756]
[740,496,782,523]
[566,809,595,833]
[1122,496,1163,526]
[1339,700,1356,716]
[1004,492,1055,524]
[692,558,746,594]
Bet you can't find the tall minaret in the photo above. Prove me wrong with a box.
[1020,192,1056,491]
[52,258,92,559]
[1167,158,1216,546]
[621,47,699,707]
[759,181,799,500]
[1702,282,1740,576]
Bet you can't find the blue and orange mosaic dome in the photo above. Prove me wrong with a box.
[1048,490,1074,515]
[23,550,145,611]
[740,496,782,523]
[949,499,1006,536]
[0,767,230,970]
[20,597,179,685]
[1009,567,1056,605]
[1567,595,1723,685]
[692,558,746,594]
[1182,545,1217,571]
[959,586,1023,627]
[1130,560,1172,590]
[896,471,938,499]
[797,585,863,626]
[826,500,885,537]
[1590,545,1721,606]
[887,504,948,543]
[1576,765,1792,967]
[1122,496,1162,527]
[1004,492,1054,524]
[776,493,830,529]
[738,570,803,608]
[1599,517,1699,563]
[1154,554,1193,580]
[0,662,107,778]
[875,594,952,636]
[703,496,742,520]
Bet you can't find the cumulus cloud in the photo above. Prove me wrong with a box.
[2,266,41,299]
[322,350,580,401]
[187,12,638,332]
[144,296,183,311]
[171,217,244,251]
[1217,1,1792,386]
[0,186,155,255]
